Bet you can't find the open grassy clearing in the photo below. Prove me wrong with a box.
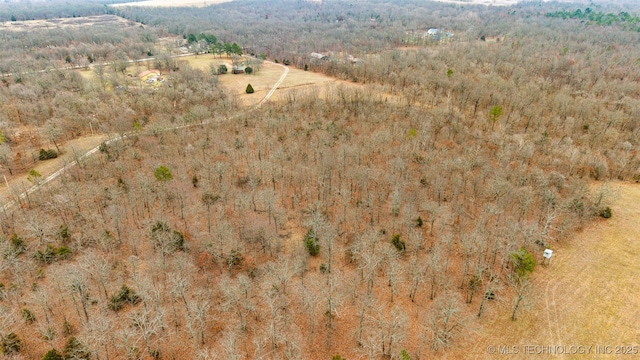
[174,54,359,107]
[446,182,640,359]
[0,15,137,32]
[77,67,97,82]
[76,54,287,107]
[110,0,232,8]
[184,55,289,107]
[79,52,398,107]
[537,183,640,356]
[432,0,576,5]
[430,0,520,5]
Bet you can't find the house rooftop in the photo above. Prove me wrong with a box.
[311,52,329,60]
[138,69,160,78]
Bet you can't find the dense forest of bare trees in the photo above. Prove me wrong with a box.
[0,0,638,358]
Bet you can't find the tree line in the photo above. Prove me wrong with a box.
[546,7,640,29]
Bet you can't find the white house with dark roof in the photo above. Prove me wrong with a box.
[310,52,329,61]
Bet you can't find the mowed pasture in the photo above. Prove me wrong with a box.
[110,0,233,8]
[73,44,378,106]
[432,0,576,5]
[431,0,520,5]
[0,15,137,32]
[76,54,341,107]
[171,54,354,107]
[446,182,640,359]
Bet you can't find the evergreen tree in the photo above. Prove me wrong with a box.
[63,337,91,359]
[510,247,535,279]
[42,349,62,360]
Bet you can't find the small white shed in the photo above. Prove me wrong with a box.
[543,249,553,265]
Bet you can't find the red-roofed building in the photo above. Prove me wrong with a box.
[138,69,161,82]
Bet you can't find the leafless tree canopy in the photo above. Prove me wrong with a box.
[0,0,637,358]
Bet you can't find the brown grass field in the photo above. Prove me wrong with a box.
[432,0,576,5]
[110,0,233,8]
[432,0,520,5]
[164,54,361,107]
[446,182,640,359]
[0,15,137,32]
[182,55,291,107]
[77,46,365,105]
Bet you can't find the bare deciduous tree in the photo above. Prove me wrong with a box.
[408,253,427,302]
[222,331,241,360]
[352,230,383,298]
[508,273,532,321]
[130,307,165,357]
[66,266,91,323]
[187,292,211,345]
[427,291,467,351]
[79,251,111,302]
[383,245,403,303]
[371,305,408,357]
[84,315,114,360]
[219,274,254,332]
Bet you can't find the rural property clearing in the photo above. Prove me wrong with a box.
[181,54,351,107]
[110,0,233,8]
[430,0,574,6]
[0,58,290,210]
